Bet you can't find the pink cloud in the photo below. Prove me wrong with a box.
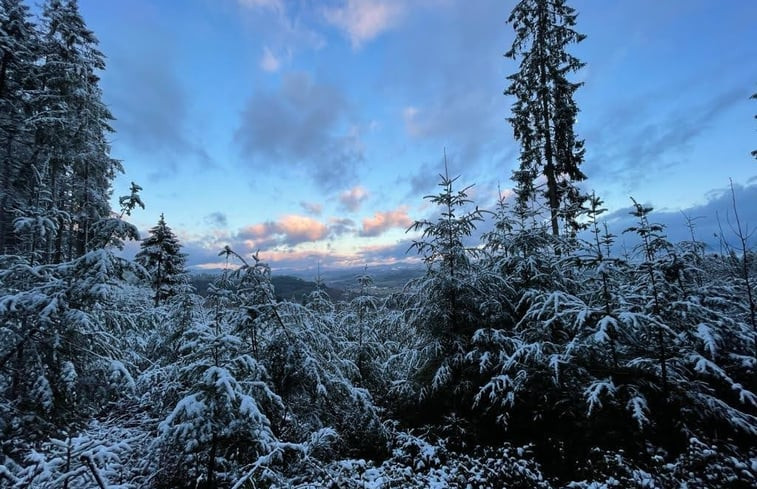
[238,214,328,248]
[245,222,270,239]
[339,185,369,212]
[278,215,328,241]
[193,241,420,272]
[360,206,413,237]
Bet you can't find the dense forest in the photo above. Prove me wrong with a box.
[1,0,756,487]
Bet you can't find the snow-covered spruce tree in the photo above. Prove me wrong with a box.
[34,0,121,262]
[337,269,385,388]
[481,190,568,315]
[135,213,189,306]
[151,266,281,489]
[479,194,641,477]
[505,0,588,236]
[206,248,384,460]
[402,166,494,425]
[714,181,756,357]
[472,236,590,476]
[3,428,144,489]
[0,0,40,257]
[0,248,150,457]
[471,195,757,481]
[88,181,144,251]
[605,201,757,455]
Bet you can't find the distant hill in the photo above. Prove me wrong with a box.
[189,272,343,302]
[287,264,425,295]
[270,275,344,302]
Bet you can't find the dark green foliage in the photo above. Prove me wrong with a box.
[466,196,757,482]
[407,166,488,346]
[0,250,149,454]
[505,0,588,236]
[135,214,189,306]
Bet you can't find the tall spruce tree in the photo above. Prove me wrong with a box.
[43,0,121,260]
[0,0,39,256]
[505,0,588,236]
[136,213,188,306]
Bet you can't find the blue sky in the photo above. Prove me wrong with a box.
[76,0,756,272]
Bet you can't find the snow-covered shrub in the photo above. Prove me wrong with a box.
[285,429,552,489]
[207,249,387,459]
[150,285,281,488]
[0,250,149,450]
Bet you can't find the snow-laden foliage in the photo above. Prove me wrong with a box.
[216,249,387,458]
[2,1,756,487]
[397,168,499,422]
[149,274,281,488]
[0,250,149,450]
[467,197,756,480]
[284,428,551,489]
[0,421,149,489]
[135,213,189,306]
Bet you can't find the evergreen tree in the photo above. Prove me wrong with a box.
[31,0,120,262]
[407,166,486,352]
[136,213,188,306]
[403,165,496,426]
[505,0,588,236]
[0,0,39,256]
[154,301,280,488]
[0,249,148,452]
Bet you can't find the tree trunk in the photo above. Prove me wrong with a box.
[537,3,560,237]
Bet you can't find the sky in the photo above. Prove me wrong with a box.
[72,0,756,273]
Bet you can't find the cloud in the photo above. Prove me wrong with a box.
[184,235,420,272]
[329,217,356,236]
[354,239,419,264]
[239,214,329,248]
[99,13,213,179]
[339,186,369,212]
[204,212,228,227]
[277,215,329,242]
[234,0,325,60]
[259,46,281,72]
[381,0,517,187]
[402,106,422,137]
[323,0,404,48]
[360,206,413,237]
[300,201,323,215]
[235,72,364,190]
[180,212,360,269]
[599,181,757,253]
[584,85,749,190]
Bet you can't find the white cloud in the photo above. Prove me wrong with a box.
[260,46,281,72]
[402,105,423,137]
[324,0,404,48]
